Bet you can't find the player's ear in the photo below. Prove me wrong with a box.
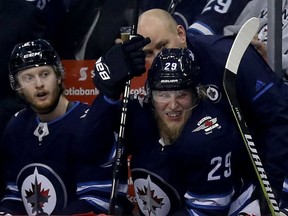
[176,25,186,44]
[57,76,62,84]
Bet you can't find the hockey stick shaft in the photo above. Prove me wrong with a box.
[223,17,280,215]
[108,0,139,214]
[167,0,182,14]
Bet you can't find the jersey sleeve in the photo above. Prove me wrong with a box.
[0,187,26,214]
[236,45,288,194]
[187,0,251,35]
[63,94,133,215]
[185,184,260,215]
[0,114,26,214]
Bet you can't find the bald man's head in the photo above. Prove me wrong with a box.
[138,9,178,34]
[137,9,187,66]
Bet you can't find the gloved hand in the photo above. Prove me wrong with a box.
[93,35,151,99]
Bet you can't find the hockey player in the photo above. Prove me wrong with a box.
[93,9,288,215]
[93,47,262,215]
[0,39,132,215]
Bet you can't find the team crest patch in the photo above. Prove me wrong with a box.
[131,168,181,216]
[17,163,67,215]
[205,84,221,103]
[192,116,221,134]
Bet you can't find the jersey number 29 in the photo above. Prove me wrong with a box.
[208,152,231,181]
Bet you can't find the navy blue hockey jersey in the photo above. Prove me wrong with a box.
[185,34,288,196]
[92,94,258,215]
[187,0,252,35]
[126,98,254,215]
[0,101,132,215]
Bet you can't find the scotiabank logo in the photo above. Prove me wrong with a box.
[62,60,147,104]
[78,67,95,81]
[64,87,99,96]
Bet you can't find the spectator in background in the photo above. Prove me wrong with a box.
[0,0,45,138]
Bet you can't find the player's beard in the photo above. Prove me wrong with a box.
[30,85,62,114]
[155,109,191,145]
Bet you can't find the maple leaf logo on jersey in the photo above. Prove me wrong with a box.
[132,169,181,216]
[136,180,164,215]
[25,177,50,214]
[192,116,221,134]
[18,164,67,215]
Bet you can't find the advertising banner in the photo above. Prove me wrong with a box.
[62,60,147,105]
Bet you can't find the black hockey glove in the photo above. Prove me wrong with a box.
[93,35,151,99]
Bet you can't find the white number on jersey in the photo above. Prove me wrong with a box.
[202,0,232,14]
[208,152,231,181]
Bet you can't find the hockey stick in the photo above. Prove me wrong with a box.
[223,17,280,215]
[167,0,182,14]
[108,0,139,214]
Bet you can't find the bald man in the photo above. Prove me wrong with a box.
[136,9,288,214]
[138,9,186,66]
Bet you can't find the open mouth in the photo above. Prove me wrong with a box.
[166,111,182,119]
[36,91,48,99]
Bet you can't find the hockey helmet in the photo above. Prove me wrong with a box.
[147,48,200,92]
[9,39,64,90]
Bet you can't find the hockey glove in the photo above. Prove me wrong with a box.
[93,35,151,99]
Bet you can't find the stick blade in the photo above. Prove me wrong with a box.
[225,17,259,74]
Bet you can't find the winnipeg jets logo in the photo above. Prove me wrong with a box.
[192,116,221,134]
[133,174,171,216]
[205,84,221,103]
[17,163,67,216]
[33,122,49,142]
[137,176,164,215]
[24,168,51,214]
[20,167,56,215]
